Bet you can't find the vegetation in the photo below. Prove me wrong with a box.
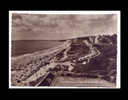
[72,34,117,83]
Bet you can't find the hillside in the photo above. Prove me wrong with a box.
[11,34,117,87]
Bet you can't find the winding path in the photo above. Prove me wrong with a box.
[78,40,101,63]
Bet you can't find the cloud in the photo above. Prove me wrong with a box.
[12,13,117,40]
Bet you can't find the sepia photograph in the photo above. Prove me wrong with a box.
[9,11,120,88]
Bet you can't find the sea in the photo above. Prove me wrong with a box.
[11,40,64,57]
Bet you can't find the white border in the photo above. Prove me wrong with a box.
[116,11,121,88]
[9,12,12,88]
[9,11,121,89]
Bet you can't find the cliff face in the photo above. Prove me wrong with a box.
[54,34,117,83]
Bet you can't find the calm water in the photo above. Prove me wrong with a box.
[11,40,64,57]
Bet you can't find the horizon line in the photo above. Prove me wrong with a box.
[12,33,117,41]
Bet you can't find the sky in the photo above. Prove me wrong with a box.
[11,13,117,40]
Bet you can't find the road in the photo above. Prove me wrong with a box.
[78,40,101,63]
